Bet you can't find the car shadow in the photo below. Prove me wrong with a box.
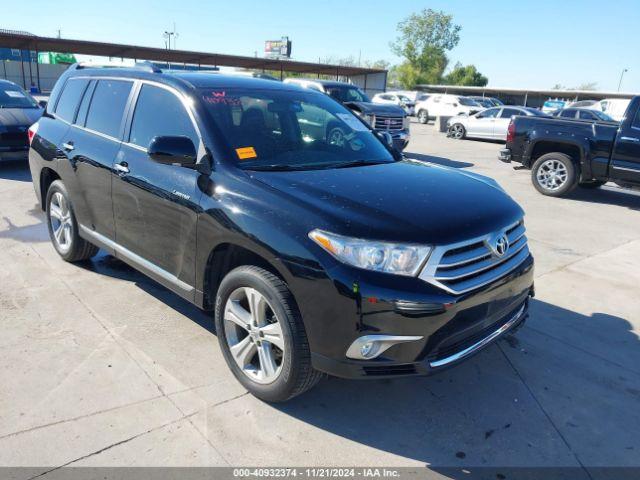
[0,160,31,182]
[0,205,50,243]
[566,184,640,211]
[404,152,474,169]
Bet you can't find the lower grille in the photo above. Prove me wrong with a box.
[419,220,530,294]
[374,115,404,131]
[363,364,417,376]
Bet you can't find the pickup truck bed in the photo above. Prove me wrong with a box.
[500,96,640,196]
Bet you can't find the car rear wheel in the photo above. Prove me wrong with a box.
[449,123,466,140]
[531,153,578,197]
[417,109,429,124]
[215,266,323,402]
[46,180,99,262]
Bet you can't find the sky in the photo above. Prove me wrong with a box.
[4,0,639,92]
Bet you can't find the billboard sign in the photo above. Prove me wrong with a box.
[265,37,292,59]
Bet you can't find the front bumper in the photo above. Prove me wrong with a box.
[499,148,512,163]
[307,253,534,379]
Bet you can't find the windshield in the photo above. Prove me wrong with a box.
[325,86,370,103]
[0,85,39,109]
[200,88,394,171]
[459,97,479,106]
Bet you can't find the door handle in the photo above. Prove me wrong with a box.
[62,142,74,151]
[620,136,640,143]
[114,162,129,174]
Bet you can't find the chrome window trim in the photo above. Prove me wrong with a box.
[612,165,640,173]
[430,303,526,368]
[79,225,194,294]
[418,220,529,295]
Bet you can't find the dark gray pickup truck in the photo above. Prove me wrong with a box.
[499,96,640,197]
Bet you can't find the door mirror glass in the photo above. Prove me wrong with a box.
[148,135,197,167]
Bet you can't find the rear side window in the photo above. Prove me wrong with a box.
[129,84,198,149]
[500,108,521,118]
[85,80,133,138]
[54,78,89,123]
[579,110,594,120]
[560,110,576,118]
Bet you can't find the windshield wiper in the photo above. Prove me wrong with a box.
[244,164,313,171]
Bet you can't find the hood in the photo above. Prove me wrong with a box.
[250,159,524,246]
[344,101,406,117]
[0,108,42,128]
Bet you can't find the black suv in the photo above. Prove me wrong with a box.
[29,64,534,402]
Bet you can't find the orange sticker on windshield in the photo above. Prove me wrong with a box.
[236,146,257,160]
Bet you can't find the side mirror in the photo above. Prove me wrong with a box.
[380,131,394,148]
[148,136,197,167]
[38,100,47,108]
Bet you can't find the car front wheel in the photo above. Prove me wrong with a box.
[449,123,466,140]
[215,266,322,402]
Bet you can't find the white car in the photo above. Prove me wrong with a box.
[587,98,631,121]
[446,106,548,141]
[371,92,415,115]
[415,94,484,124]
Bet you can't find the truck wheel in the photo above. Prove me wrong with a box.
[417,109,429,124]
[46,180,99,262]
[579,180,606,189]
[449,123,466,140]
[215,266,323,402]
[531,153,578,197]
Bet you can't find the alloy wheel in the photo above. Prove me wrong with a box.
[49,192,73,252]
[223,287,284,384]
[450,124,465,139]
[536,159,568,191]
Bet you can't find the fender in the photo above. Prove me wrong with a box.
[524,135,593,180]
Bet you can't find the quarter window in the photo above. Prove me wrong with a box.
[54,78,90,123]
[85,80,133,138]
[129,84,199,149]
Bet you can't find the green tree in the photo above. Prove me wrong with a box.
[443,63,488,86]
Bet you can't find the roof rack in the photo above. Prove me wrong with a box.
[71,61,161,73]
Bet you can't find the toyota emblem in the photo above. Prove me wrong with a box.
[493,234,509,257]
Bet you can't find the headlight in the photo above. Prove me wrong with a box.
[309,229,431,276]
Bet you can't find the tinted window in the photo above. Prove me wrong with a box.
[54,78,89,122]
[458,97,478,106]
[633,110,640,129]
[560,109,576,118]
[200,88,393,170]
[75,80,96,126]
[129,84,198,149]
[500,108,521,118]
[85,80,132,138]
[578,110,595,120]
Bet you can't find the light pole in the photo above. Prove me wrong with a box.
[618,68,628,92]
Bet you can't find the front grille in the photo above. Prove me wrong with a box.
[419,220,530,295]
[0,131,28,148]
[374,115,404,131]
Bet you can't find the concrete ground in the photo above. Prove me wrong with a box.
[0,121,639,478]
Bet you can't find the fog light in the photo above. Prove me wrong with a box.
[360,342,376,358]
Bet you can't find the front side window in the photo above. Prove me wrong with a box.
[0,83,39,110]
[500,108,521,119]
[129,84,198,149]
[55,79,89,122]
[85,80,133,138]
[200,88,394,171]
[477,108,499,119]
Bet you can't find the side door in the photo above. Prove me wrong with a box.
[469,108,499,138]
[59,78,134,243]
[610,106,640,184]
[111,82,203,298]
[493,107,522,139]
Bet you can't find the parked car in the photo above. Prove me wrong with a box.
[552,108,616,122]
[468,96,504,108]
[447,106,547,141]
[371,92,415,116]
[29,64,534,402]
[541,99,568,114]
[566,99,597,108]
[499,96,640,196]
[415,94,484,124]
[0,79,43,162]
[283,78,409,150]
[587,98,631,121]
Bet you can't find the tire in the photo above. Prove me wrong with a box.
[449,123,466,140]
[215,266,322,402]
[579,180,606,189]
[417,109,429,124]
[531,153,578,197]
[45,180,99,262]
